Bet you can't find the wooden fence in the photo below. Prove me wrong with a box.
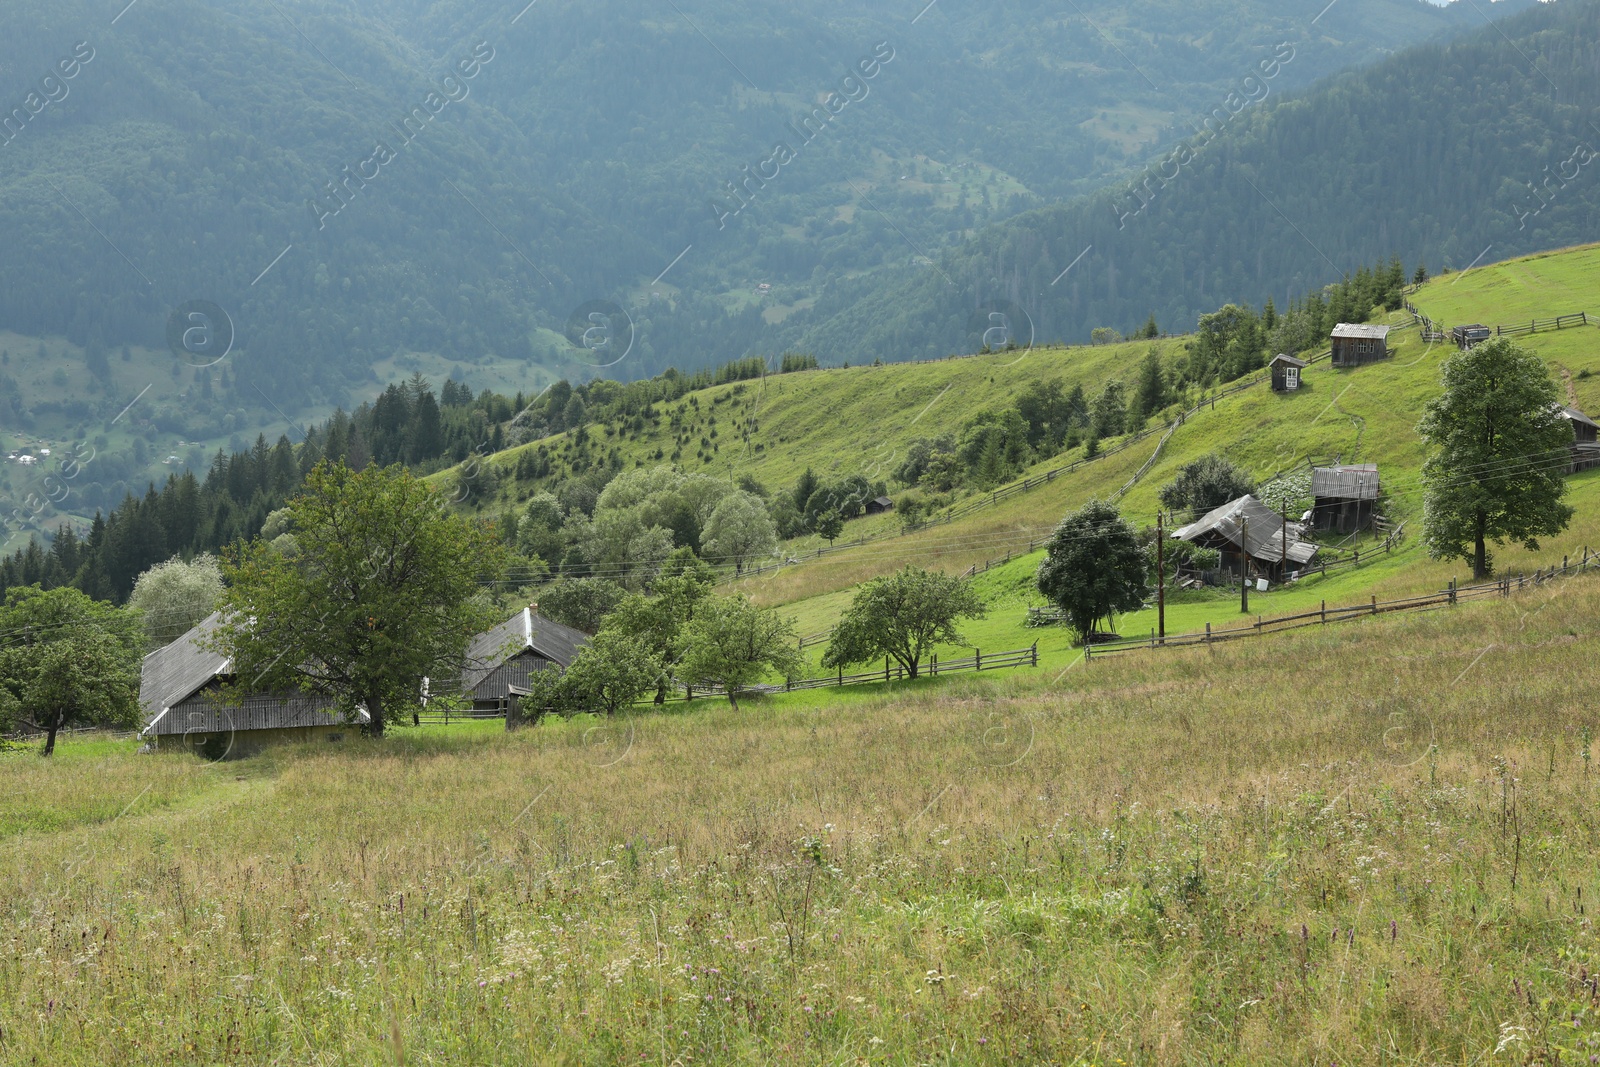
[1082,548,1597,660]
[1403,300,1591,343]
[1496,312,1589,336]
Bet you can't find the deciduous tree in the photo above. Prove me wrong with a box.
[214,462,506,737]
[1418,337,1574,578]
[680,596,801,710]
[1036,500,1151,645]
[822,567,985,679]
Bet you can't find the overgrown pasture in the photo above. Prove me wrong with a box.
[5,578,1600,1064]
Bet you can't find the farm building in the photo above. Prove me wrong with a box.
[1451,323,1491,349]
[138,612,364,757]
[1329,323,1391,367]
[1310,464,1380,534]
[1172,495,1319,582]
[1269,353,1309,392]
[460,607,589,714]
[866,496,895,515]
[1556,405,1600,473]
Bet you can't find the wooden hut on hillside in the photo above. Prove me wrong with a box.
[1330,323,1391,367]
[460,608,589,714]
[1310,464,1380,534]
[866,496,895,515]
[1171,495,1319,583]
[1556,405,1600,473]
[1270,353,1309,392]
[138,613,364,757]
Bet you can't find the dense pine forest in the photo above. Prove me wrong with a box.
[777,0,1600,362]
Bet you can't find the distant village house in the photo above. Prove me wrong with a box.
[1556,405,1600,473]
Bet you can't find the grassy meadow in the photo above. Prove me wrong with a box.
[7,574,1600,1064]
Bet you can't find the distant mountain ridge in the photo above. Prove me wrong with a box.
[775,0,1599,362]
[0,0,1522,420]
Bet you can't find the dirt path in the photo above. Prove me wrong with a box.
[1559,363,1579,406]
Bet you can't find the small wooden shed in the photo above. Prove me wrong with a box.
[1451,323,1491,349]
[1270,353,1309,392]
[1310,464,1380,534]
[461,608,589,714]
[1330,323,1391,367]
[1171,495,1318,582]
[1556,405,1600,473]
[866,496,895,515]
[138,612,364,757]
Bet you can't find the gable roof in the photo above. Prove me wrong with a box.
[1172,495,1319,566]
[1270,353,1309,369]
[1311,464,1380,501]
[1557,405,1600,431]
[1330,323,1390,341]
[138,611,230,724]
[461,609,589,693]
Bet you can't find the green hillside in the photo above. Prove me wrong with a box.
[758,244,1600,663]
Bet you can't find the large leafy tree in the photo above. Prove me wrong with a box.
[822,567,986,680]
[680,596,802,710]
[701,491,779,574]
[518,631,661,722]
[213,462,506,737]
[603,549,715,703]
[128,554,224,649]
[1418,337,1574,579]
[1036,500,1151,645]
[1158,453,1256,519]
[0,586,142,755]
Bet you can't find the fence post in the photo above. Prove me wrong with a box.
[838,667,843,687]
[1449,578,1456,605]
[976,648,982,670]
[931,653,937,677]
[886,657,891,683]
[1371,595,1378,615]
[1321,600,1326,623]
[1205,622,1212,643]
[1031,642,1038,667]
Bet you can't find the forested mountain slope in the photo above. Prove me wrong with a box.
[0,0,1519,416]
[778,0,1600,362]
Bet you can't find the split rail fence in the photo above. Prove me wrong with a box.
[1083,549,1597,661]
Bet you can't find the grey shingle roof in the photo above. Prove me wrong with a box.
[1311,464,1380,501]
[1172,494,1319,566]
[461,609,588,694]
[1331,323,1390,340]
[1270,353,1309,368]
[1557,405,1600,431]
[138,611,230,724]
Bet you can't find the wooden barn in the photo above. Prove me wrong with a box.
[1451,323,1491,349]
[461,608,589,714]
[1556,405,1600,473]
[866,496,895,515]
[1172,495,1319,582]
[1270,353,1309,392]
[138,612,365,757]
[1310,464,1380,534]
[1330,323,1391,367]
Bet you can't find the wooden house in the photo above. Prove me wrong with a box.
[1556,405,1600,473]
[1329,323,1391,367]
[1451,323,1491,349]
[461,608,589,714]
[866,496,895,515]
[1310,464,1380,533]
[138,612,364,757]
[1270,353,1309,392]
[1172,495,1318,582]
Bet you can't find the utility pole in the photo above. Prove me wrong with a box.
[1281,504,1288,583]
[1156,511,1166,643]
[1240,515,1249,614]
